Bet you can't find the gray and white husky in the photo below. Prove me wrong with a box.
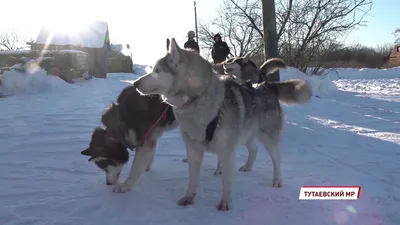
[184,54,264,174]
[133,38,312,211]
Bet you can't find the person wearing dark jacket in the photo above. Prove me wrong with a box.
[184,31,200,53]
[211,33,230,64]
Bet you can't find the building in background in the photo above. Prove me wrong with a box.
[29,21,133,77]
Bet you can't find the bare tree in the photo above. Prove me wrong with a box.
[198,0,372,74]
[261,0,280,81]
[394,28,400,45]
[320,43,393,68]
[375,43,393,57]
[197,0,263,59]
[0,29,29,51]
[278,0,372,73]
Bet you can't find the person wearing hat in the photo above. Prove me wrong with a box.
[184,31,200,53]
[211,33,230,64]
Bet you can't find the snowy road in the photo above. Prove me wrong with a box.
[0,69,399,225]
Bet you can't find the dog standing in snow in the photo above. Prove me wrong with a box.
[134,38,312,210]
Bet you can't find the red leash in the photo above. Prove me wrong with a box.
[139,105,170,146]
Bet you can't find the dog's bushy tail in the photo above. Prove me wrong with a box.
[259,58,287,79]
[270,79,312,105]
[259,58,312,105]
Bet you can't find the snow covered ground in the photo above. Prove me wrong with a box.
[0,66,399,225]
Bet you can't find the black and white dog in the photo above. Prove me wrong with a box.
[81,85,177,193]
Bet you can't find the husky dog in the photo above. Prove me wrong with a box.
[81,85,178,193]
[133,38,312,210]
[218,53,262,83]
[183,54,266,175]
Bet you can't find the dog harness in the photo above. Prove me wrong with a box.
[106,106,172,151]
[106,105,220,150]
[205,112,220,142]
[139,106,172,146]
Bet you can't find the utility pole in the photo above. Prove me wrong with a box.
[261,0,279,81]
[194,1,199,43]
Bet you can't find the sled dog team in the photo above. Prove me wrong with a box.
[81,38,312,211]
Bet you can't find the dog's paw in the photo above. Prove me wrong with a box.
[272,179,283,188]
[216,199,231,211]
[213,168,222,176]
[177,195,195,206]
[239,164,252,172]
[112,183,132,193]
[181,158,188,163]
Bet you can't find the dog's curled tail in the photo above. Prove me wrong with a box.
[271,79,312,105]
[259,58,287,78]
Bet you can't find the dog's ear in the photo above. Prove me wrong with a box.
[92,127,106,139]
[166,38,170,51]
[86,127,108,149]
[81,148,101,162]
[168,38,181,63]
[243,53,251,63]
[81,148,91,156]
[81,148,97,161]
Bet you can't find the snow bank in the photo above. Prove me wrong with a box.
[2,61,397,98]
[0,68,68,96]
[280,66,400,95]
[326,67,400,80]
[334,78,400,100]
[280,67,337,95]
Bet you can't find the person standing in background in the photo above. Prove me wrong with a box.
[211,33,230,64]
[184,31,200,53]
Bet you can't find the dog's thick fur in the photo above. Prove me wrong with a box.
[183,55,274,175]
[81,85,178,193]
[134,38,312,211]
[258,61,312,104]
